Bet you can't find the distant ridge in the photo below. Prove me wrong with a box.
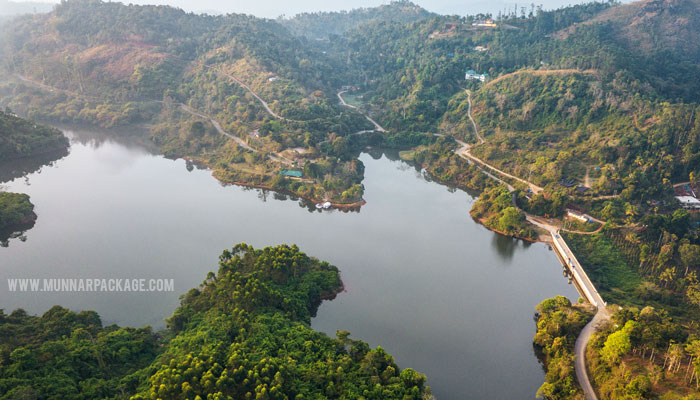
[278,0,435,39]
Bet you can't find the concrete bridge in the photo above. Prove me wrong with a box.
[550,231,610,400]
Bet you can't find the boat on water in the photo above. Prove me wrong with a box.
[315,203,323,209]
[316,201,332,209]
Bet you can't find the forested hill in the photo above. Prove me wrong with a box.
[278,1,435,40]
[2,0,700,204]
[0,0,346,101]
[0,244,430,399]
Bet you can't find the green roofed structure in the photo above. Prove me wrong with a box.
[280,170,303,178]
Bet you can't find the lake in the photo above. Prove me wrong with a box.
[0,128,579,399]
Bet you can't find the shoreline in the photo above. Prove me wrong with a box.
[185,156,367,210]
[226,179,367,210]
[470,214,543,243]
[0,142,69,164]
[320,282,346,301]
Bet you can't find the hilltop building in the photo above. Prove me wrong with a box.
[472,19,497,27]
[465,70,489,82]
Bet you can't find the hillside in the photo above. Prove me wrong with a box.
[557,0,700,101]
[445,70,700,203]
[278,0,434,40]
[0,0,373,204]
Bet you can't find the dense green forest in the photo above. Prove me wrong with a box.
[0,109,67,162]
[0,191,34,230]
[585,304,698,399]
[0,244,430,399]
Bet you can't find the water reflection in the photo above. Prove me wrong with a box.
[0,143,69,246]
[0,147,69,184]
[61,124,158,154]
[491,233,533,262]
[0,221,34,247]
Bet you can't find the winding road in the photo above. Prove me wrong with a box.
[14,73,296,165]
[337,90,386,132]
[177,103,256,152]
[465,90,484,144]
[202,65,301,123]
[461,87,607,400]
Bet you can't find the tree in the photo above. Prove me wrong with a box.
[498,206,524,234]
[679,243,700,276]
[601,321,635,365]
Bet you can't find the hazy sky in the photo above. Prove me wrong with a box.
[29,0,613,18]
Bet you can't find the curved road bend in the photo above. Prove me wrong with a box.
[177,104,256,152]
[202,65,301,123]
[337,90,386,132]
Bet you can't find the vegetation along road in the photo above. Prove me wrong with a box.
[461,89,607,399]
[337,90,387,132]
[202,64,302,123]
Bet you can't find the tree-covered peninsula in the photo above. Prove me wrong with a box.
[0,108,67,162]
[0,244,430,399]
[0,110,67,235]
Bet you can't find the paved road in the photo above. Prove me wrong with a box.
[465,90,484,144]
[203,65,300,123]
[337,90,386,132]
[177,104,257,152]
[460,90,607,399]
[574,311,608,400]
[454,137,542,193]
[550,230,609,400]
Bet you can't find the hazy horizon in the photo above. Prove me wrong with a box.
[4,0,625,19]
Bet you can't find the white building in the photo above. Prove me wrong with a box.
[676,196,700,209]
[567,210,589,223]
[465,70,489,82]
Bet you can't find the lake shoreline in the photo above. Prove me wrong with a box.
[471,215,543,243]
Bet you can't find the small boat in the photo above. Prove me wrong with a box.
[315,203,323,209]
[322,202,332,209]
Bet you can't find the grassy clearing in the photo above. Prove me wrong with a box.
[563,231,643,305]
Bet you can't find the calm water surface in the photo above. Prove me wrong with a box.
[0,129,579,399]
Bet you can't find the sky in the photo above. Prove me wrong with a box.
[21,0,614,19]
